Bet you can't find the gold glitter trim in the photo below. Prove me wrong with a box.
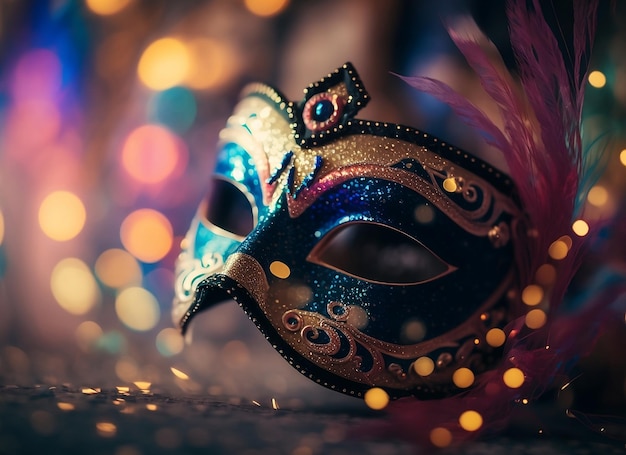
[271,271,515,391]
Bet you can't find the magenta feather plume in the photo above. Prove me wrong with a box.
[363,0,624,448]
[401,0,597,290]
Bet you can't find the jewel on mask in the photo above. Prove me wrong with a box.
[174,62,523,400]
[303,92,345,132]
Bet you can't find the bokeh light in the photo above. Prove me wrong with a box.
[156,328,184,356]
[558,235,573,250]
[413,356,435,376]
[414,204,435,224]
[572,219,589,237]
[170,367,189,380]
[401,319,427,342]
[548,239,569,260]
[149,87,197,133]
[120,209,173,263]
[115,286,161,331]
[525,309,547,329]
[75,321,103,352]
[429,427,452,448]
[620,149,626,167]
[588,70,606,88]
[96,421,117,437]
[244,0,289,17]
[97,331,125,354]
[442,177,457,192]
[94,248,142,289]
[587,185,609,207]
[521,284,543,306]
[535,263,556,285]
[57,403,75,411]
[38,191,87,241]
[137,38,190,91]
[12,49,61,101]
[346,305,369,330]
[364,387,389,410]
[452,368,474,388]
[503,367,525,388]
[486,328,506,347]
[85,0,132,16]
[459,410,483,432]
[50,258,101,315]
[185,38,237,90]
[269,261,291,279]
[121,124,186,184]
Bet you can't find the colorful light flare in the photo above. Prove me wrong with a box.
[459,410,483,432]
[115,286,160,331]
[149,87,197,133]
[75,321,103,352]
[364,387,389,410]
[587,185,609,207]
[94,248,142,289]
[85,0,132,16]
[137,38,190,91]
[244,0,290,17]
[121,124,186,184]
[39,191,87,242]
[588,70,606,88]
[184,38,237,90]
[50,258,101,315]
[156,328,184,356]
[120,209,173,263]
[12,49,61,102]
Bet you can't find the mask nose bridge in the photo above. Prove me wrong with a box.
[179,251,271,335]
[178,212,277,331]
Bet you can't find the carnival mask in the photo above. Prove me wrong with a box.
[173,63,523,399]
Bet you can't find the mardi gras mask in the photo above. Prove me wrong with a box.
[173,63,523,399]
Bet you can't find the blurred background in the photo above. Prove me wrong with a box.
[0,0,624,416]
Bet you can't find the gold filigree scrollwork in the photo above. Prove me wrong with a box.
[274,273,514,391]
[282,310,304,332]
[327,301,349,322]
[427,166,491,219]
[173,224,226,324]
[302,325,347,358]
[462,180,479,203]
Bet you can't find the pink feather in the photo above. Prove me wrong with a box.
[395,74,510,152]
[401,0,598,290]
[365,0,622,449]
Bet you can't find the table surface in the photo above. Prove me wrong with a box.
[1,384,624,455]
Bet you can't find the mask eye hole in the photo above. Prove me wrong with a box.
[308,222,453,285]
[205,177,255,238]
